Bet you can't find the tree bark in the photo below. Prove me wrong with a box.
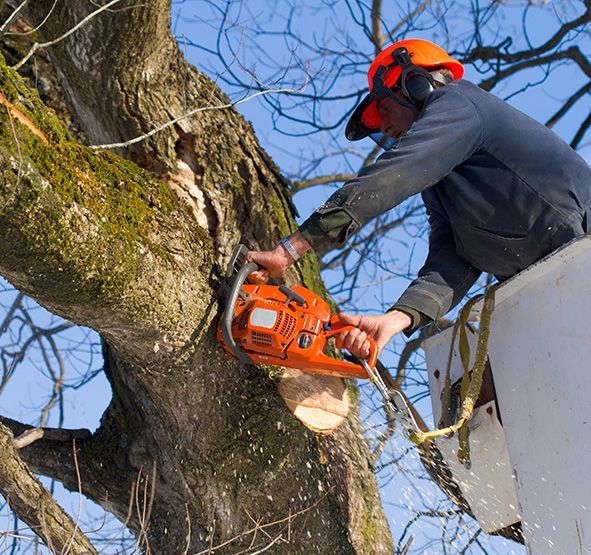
[0,1,392,553]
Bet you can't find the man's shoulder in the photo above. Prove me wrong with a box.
[426,79,486,111]
[441,79,488,102]
[436,79,520,123]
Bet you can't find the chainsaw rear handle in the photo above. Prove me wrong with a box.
[325,323,379,371]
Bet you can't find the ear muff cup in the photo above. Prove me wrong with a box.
[403,71,435,105]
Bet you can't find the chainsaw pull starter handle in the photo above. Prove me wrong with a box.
[324,322,379,372]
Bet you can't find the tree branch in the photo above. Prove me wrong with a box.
[571,110,591,150]
[479,47,591,91]
[291,173,355,192]
[11,425,91,449]
[0,422,98,554]
[371,0,384,54]
[546,81,591,128]
[463,11,590,66]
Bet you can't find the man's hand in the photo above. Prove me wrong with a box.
[335,310,413,358]
[247,245,293,283]
[247,232,311,283]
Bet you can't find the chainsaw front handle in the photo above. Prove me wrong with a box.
[222,257,260,364]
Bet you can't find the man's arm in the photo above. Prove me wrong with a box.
[390,211,482,334]
[299,84,483,251]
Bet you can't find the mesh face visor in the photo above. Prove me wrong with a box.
[345,82,415,140]
[345,94,379,141]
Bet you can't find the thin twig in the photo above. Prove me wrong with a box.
[193,491,330,555]
[292,173,355,191]
[61,439,83,555]
[89,81,309,150]
[4,0,59,37]
[12,0,125,71]
[0,0,28,33]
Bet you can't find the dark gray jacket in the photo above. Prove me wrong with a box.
[299,80,591,332]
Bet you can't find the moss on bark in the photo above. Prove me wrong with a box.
[0,51,215,362]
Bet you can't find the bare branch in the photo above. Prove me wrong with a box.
[292,173,355,191]
[0,422,97,554]
[479,46,591,92]
[546,82,591,128]
[193,491,331,555]
[389,0,433,39]
[571,110,591,150]
[89,79,309,150]
[371,0,384,54]
[0,0,28,33]
[4,0,58,37]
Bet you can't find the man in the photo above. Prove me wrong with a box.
[248,39,591,359]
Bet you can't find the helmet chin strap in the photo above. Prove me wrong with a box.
[388,91,421,117]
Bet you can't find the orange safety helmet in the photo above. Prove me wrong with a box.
[345,39,464,142]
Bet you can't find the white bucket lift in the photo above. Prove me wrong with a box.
[423,235,591,553]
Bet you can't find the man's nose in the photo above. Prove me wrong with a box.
[380,118,393,134]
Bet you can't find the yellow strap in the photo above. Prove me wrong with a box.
[409,286,497,456]
[456,286,496,464]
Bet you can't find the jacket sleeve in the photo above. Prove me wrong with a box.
[299,83,483,250]
[390,210,482,334]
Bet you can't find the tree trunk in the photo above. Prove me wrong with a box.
[0,1,392,553]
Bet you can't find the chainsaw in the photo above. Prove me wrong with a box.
[217,245,423,437]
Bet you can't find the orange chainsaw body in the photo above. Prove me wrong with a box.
[217,283,376,379]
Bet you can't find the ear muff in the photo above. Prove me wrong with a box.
[399,66,436,105]
[389,47,437,106]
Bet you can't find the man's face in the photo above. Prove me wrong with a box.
[376,96,416,139]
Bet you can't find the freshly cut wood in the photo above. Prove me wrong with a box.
[278,367,350,435]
